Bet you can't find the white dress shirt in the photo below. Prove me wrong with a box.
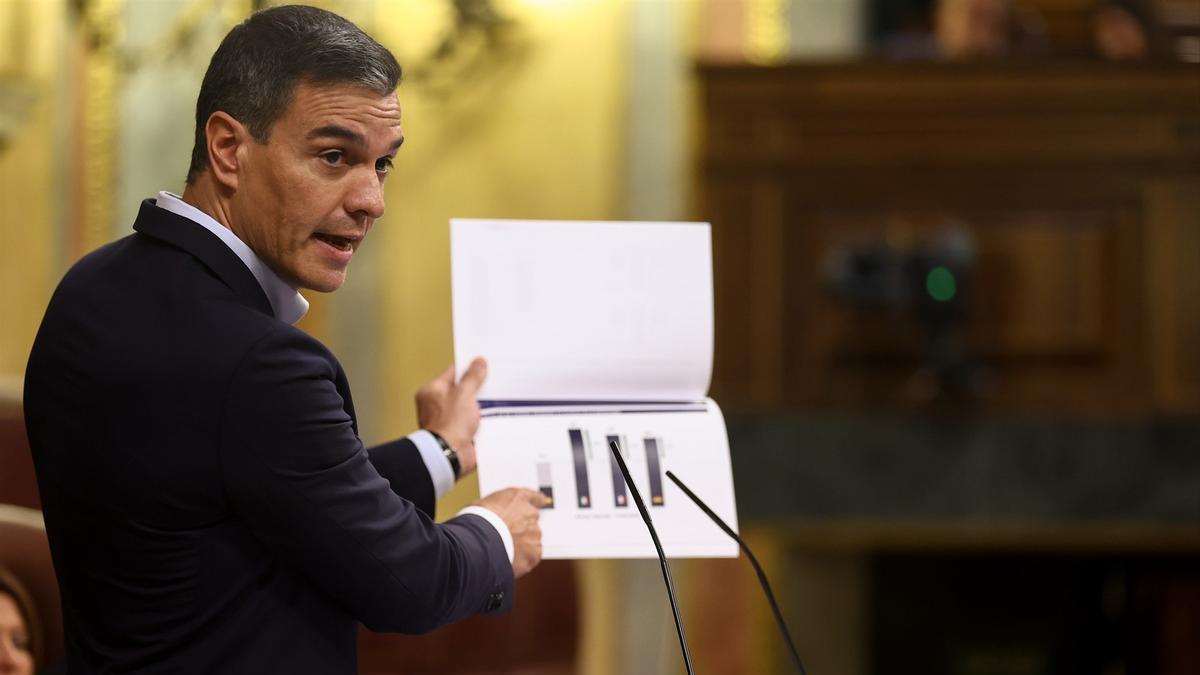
[152,192,513,562]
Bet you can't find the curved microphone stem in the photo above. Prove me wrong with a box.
[609,441,696,675]
[665,470,808,675]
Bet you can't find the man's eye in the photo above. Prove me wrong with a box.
[320,151,344,166]
[376,158,394,175]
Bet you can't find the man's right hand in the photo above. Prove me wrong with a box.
[416,358,487,477]
[474,488,546,579]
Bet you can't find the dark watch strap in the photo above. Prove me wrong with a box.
[427,430,461,480]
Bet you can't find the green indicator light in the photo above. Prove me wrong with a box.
[926,266,957,302]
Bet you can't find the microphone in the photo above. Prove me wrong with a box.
[666,470,808,675]
[608,441,695,675]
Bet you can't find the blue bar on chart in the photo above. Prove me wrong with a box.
[569,428,591,508]
[644,437,665,506]
[606,434,628,508]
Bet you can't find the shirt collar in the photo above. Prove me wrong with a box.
[154,191,310,325]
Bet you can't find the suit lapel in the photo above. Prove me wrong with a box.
[132,198,274,318]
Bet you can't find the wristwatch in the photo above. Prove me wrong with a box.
[427,430,461,480]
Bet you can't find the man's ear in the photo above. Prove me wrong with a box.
[205,111,249,191]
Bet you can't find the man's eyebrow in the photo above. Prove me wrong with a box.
[306,125,364,145]
[307,125,404,155]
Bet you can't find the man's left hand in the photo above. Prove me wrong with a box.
[416,357,487,477]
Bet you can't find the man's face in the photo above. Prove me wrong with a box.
[228,81,403,292]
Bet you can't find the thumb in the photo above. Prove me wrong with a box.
[457,357,488,394]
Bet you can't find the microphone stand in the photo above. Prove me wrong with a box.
[608,441,696,675]
[666,470,808,675]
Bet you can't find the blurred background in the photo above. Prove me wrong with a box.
[1,0,1198,673]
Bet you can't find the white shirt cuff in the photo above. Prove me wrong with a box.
[456,505,515,564]
[407,430,455,499]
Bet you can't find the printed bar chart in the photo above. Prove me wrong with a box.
[475,400,738,558]
[455,220,736,558]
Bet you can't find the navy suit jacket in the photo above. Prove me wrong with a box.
[24,200,513,674]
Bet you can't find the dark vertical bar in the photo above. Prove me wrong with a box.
[569,428,591,508]
[644,437,665,506]
[537,461,554,508]
[607,434,628,507]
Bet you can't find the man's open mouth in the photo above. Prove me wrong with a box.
[313,233,355,252]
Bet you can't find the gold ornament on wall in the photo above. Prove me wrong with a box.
[405,0,530,100]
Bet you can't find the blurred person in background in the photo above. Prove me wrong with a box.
[936,0,1014,57]
[880,0,1046,59]
[880,0,1169,60]
[936,0,1049,58]
[1092,0,1161,59]
[0,567,36,675]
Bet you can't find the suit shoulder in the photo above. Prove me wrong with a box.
[230,320,341,382]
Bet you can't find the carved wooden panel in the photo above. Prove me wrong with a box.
[699,62,1200,413]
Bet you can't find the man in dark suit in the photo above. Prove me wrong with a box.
[23,5,545,673]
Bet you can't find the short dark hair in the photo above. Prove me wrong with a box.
[186,4,402,184]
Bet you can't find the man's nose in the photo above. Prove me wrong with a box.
[346,167,385,221]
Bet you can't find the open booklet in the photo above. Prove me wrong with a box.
[451,218,738,559]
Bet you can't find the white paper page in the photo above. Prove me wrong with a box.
[475,398,738,559]
[451,219,713,401]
